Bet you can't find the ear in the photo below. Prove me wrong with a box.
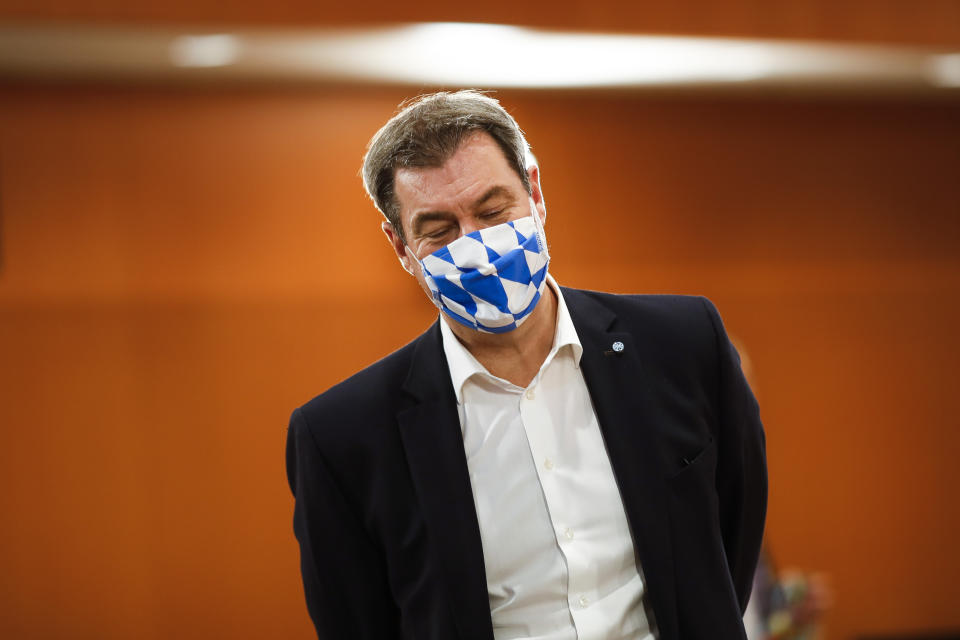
[381,220,415,275]
[527,164,547,226]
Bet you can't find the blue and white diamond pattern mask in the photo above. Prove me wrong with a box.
[417,207,550,333]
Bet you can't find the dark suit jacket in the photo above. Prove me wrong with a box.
[286,288,766,639]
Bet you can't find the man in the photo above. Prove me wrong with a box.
[286,90,766,640]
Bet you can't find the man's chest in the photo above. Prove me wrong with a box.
[459,357,651,639]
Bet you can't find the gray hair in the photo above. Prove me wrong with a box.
[361,90,532,243]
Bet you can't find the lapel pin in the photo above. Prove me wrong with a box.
[603,341,626,356]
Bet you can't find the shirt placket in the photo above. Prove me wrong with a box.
[519,357,597,637]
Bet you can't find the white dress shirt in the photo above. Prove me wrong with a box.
[439,277,654,640]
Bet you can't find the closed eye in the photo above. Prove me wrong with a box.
[424,227,454,239]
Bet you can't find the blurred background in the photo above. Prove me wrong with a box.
[1,2,959,639]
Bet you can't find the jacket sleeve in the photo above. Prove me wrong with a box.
[286,407,401,639]
[701,298,768,613]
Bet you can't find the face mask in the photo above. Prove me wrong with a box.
[417,206,550,333]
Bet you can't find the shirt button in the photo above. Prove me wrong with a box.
[525,388,535,400]
[543,458,554,470]
[578,595,589,608]
[563,528,574,540]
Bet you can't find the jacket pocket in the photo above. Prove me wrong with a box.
[668,435,715,481]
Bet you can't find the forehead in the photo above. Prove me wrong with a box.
[393,132,522,220]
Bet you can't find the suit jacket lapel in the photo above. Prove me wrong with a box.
[396,322,494,640]
[563,288,680,640]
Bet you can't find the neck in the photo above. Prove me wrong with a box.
[445,284,558,388]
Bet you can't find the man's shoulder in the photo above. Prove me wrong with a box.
[562,286,720,332]
[560,287,727,374]
[293,323,440,441]
[564,286,708,309]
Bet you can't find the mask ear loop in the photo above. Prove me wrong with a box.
[400,254,415,277]
[418,260,445,311]
[529,198,550,261]
[401,243,443,309]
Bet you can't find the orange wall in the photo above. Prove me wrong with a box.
[1,85,959,639]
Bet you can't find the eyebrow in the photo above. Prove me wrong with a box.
[409,185,515,237]
[474,185,512,208]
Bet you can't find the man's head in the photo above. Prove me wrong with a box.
[362,90,533,246]
[363,91,551,333]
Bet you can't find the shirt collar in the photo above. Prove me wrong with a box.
[439,274,583,404]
